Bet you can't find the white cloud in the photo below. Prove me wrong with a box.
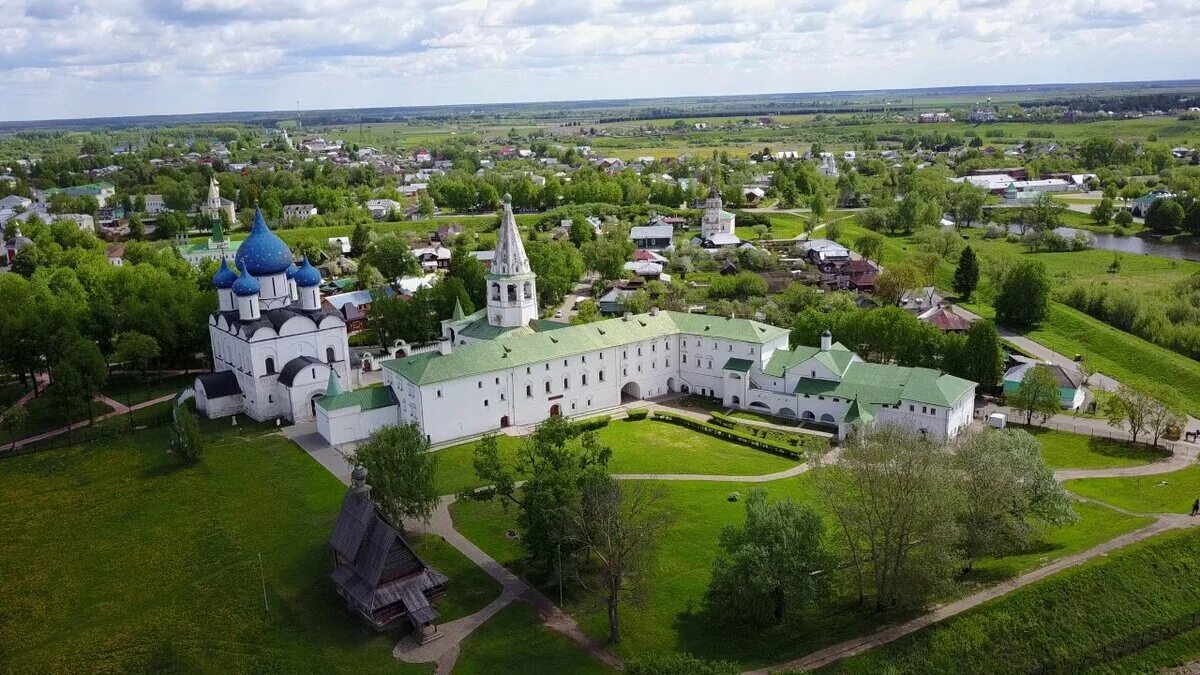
[0,0,1197,120]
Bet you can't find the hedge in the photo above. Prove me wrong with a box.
[651,411,823,460]
[571,415,611,433]
[709,411,830,453]
[625,409,649,421]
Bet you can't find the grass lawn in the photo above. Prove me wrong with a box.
[1066,464,1200,515]
[101,372,196,406]
[1092,624,1200,674]
[1025,304,1200,418]
[0,424,497,673]
[0,379,31,408]
[452,601,613,675]
[16,387,115,437]
[432,418,799,495]
[820,527,1200,674]
[1027,427,1172,470]
[450,474,1148,668]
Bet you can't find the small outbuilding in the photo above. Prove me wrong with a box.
[1002,361,1085,410]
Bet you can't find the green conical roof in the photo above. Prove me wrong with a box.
[325,369,343,396]
[452,297,465,321]
[844,396,874,426]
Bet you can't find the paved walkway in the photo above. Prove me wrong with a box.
[4,392,177,452]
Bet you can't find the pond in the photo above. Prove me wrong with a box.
[983,224,1200,261]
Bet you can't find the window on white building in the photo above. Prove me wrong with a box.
[478,381,483,388]
[437,389,443,398]
[526,384,532,397]
[545,381,551,393]
[599,371,605,382]
[582,374,588,385]
[563,377,570,390]
[484,399,489,407]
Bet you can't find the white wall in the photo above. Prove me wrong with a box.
[318,403,399,445]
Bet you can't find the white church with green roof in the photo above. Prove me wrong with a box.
[314,195,976,446]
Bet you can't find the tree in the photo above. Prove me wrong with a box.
[351,424,440,527]
[349,221,374,257]
[569,477,672,644]
[947,182,986,229]
[1146,392,1184,448]
[1146,198,1185,233]
[1009,364,1061,425]
[874,263,925,306]
[959,320,1003,389]
[706,488,828,627]
[952,246,979,301]
[112,330,160,393]
[127,213,144,241]
[448,246,489,310]
[170,404,204,465]
[1090,197,1114,225]
[953,428,1076,567]
[1103,385,1158,445]
[51,336,108,423]
[581,234,633,281]
[417,192,436,218]
[855,232,884,264]
[994,259,1050,327]
[365,234,419,280]
[825,220,843,242]
[469,417,612,577]
[1,404,28,451]
[571,299,601,325]
[814,425,963,609]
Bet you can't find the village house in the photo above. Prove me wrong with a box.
[282,204,319,221]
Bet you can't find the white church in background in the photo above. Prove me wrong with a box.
[193,207,351,423]
[694,184,740,248]
[312,195,976,447]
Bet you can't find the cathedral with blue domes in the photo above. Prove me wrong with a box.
[194,207,352,423]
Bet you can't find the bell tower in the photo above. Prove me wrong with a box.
[486,194,538,328]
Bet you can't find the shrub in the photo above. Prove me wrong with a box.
[624,409,648,421]
[983,224,1005,239]
[654,411,828,459]
[572,415,611,432]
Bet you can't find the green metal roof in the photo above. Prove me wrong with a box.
[178,240,241,255]
[843,397,876,425]
[316,385,398,412]
[763,343,854,377]
[722,357,754,372]
[794,361,974,408]
[386,310,787,386]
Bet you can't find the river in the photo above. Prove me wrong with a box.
[985,224,1200,262]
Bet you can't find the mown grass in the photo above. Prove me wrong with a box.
[449,472,1147,668]
[452,601,614,675]
[0,425,499,673]
[1027,427,1173,470]
[431,418,800,496]
[100,372,196,406]
[1066,464,1200,515]
[819,527,1200,674]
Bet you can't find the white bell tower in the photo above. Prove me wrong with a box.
[486,194,539,328]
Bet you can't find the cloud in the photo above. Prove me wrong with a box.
[0,0,1197,120]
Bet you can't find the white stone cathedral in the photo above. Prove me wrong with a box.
[193,207,351,423]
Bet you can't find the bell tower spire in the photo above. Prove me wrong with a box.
[486,194,538,328]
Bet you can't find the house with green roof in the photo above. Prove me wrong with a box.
[309,196,976,448]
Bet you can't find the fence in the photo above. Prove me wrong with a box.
[0,402,174,458]
[1050,611,1200,673]
[1009,415,1184,453]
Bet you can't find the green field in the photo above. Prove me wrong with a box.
[1029,427,1173,470]
[432,418,801,496]
[450,472,1149,667]
[820,528,1200,674]
[0,425,505,673]
[1066,465,1200,515]
[452,602,613,675]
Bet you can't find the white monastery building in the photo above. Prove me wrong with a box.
[310,195,976,447]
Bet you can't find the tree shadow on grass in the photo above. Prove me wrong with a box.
[1086,437,1172,463]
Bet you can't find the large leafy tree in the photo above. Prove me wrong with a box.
[953,428,1076,568]
[958,320,1004,390]
[1009,364,1061,425]
[469,416,612,578]
[364,234,419,280]
[706,488,829,627]
[352,424,440,527]
[994,259,1050,328]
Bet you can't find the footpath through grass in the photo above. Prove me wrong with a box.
[820,527,1200,674]
[0,425,498,673]
[432,418,800,495]
[1029,427,1173,470]
[452,601,614,675]
[449,473,1148,668]
[1066,464,1200,516]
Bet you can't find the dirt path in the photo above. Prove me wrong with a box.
[3,392,176,452]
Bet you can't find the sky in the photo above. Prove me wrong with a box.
[1,0,1198,122]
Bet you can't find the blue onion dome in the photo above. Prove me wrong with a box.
[232,260,261,297]
[234,206,294,276]
[212,257,237,289]
[285,261,299,279]
[294,255,322,288]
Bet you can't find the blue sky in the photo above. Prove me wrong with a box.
[1,0,1197,121]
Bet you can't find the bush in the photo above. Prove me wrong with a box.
[626,653,739,675]
[571,415,611,432]
[624,409,648,421]
[983,224,1005,239]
